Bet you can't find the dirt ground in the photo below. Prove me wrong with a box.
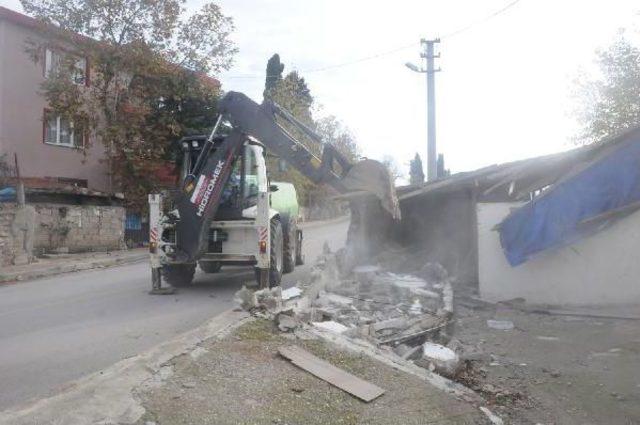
[454,297,640,424]
[135,319,491,425]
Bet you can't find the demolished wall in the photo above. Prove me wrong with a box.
[478,202,640,305]
[396,189,478,286]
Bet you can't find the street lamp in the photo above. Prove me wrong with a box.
[405,39,440,182]
[405,62,423,73]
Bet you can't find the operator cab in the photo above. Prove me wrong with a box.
[175,135,266,220]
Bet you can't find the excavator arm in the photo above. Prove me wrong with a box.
[218,92,400,218]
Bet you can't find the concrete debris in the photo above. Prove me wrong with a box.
[316,292,353,307]
[487,319,514,330]
[281,286,302,301]
[419,342,461,378]
[234,286,283,312]
[312,321,350,334]
[277,312,299,332]
[265,253,458,382]
[372,317,407,332]
[479,406,504,425]
[234,286,257,310]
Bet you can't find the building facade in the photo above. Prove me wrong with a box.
[0,6,110,192]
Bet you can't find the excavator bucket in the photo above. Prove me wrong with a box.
[342,159,401,220]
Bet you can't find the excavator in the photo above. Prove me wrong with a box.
[148,91,400,294]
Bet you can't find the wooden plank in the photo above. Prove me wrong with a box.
[278,345,385,402]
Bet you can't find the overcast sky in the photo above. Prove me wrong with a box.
[3,0,639,180]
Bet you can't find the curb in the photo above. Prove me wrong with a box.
[0,308,250,425]
[0,254,148,284]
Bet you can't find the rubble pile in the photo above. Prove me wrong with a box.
[235,251,466,381]
[309,263,453,350]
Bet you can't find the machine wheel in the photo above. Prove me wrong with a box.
[282,218,297,274]
[253,217,284,288]
[269,217,284,287]
[199,261,222,273]
[161,263,196,287]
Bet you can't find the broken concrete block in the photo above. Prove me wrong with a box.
[393,343,412,357]
[234,286,257,310]
[372,317,408,332]
[255,287,282,311]
[419,342,461,377]
[312,320,349,334]
[281,286,302,301]
[316,292,353,308]
[277,312,299,332]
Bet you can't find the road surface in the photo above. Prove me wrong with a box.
[0,218,348,410]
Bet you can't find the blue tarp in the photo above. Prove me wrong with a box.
[0,187,16,202]
[499,133,640,266]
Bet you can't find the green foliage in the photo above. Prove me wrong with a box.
[262,62,360,208]
[21,0,237,209]
[315,115,360,162]
[409,153,425,185]
[575,33,640,144]
[264,53,284,96]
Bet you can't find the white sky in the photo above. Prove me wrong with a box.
[3,0,639,179]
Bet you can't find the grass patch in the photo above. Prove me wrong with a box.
[234,319,278,342]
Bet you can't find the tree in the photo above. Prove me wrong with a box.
[409,153,425,185]
[264,53,284,97]
[315,115,360,162]
[575,32,640,144]
[20,0,237,208]
[381,155,403,184]
[263,64,322,207]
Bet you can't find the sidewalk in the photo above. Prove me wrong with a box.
[135,319,487,425]
[0,248,148,284]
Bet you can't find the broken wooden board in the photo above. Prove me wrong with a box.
[278,345,385,402]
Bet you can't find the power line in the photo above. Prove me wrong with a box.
[225,42,418,79]
[441,0,524,39]
[225,0,524,80]
[304,42,418,73]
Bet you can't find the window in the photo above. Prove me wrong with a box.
[44,112,84,148]
[44,48,88,85]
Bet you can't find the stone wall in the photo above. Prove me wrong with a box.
[0,203,36,266]
[0,203,19,266]
[0,202,125,265]
[33,204,126,254]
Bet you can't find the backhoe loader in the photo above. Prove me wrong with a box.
[148,91,399,293]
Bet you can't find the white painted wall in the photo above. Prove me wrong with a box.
[478,202,640,306]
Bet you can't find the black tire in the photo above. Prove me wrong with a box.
[282,218,296,274]
[199,261,222,273]
[161,263,196,287]
[269,217,284,287]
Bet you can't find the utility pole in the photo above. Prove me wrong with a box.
[406,38,440,181]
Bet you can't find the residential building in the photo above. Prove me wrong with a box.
[0,6,110,191]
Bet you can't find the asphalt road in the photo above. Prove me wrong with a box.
[0,218,348,411]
